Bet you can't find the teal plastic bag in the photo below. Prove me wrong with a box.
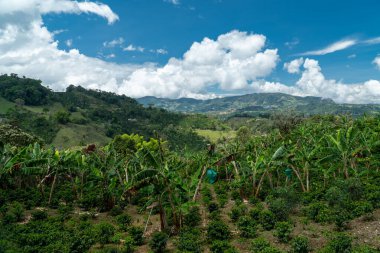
[206,169,218,184]
[284,168,292,179]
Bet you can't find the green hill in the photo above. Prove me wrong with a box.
[138,93,380,117]
[0,74,209,150]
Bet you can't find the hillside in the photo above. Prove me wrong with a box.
[0,74,209,150]
[138,93,380,117]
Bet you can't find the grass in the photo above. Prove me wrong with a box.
[52,123,111,148]
[0,97,15,113]
[195,129,236,142]
[24,102,65,114]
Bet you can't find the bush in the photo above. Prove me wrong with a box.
[290,236,310,253]
[58,204,74,220]
[116,214,132,231]
[208,202,219,213]
[251,237,271,252]
[237,216,257,238]
[149,231,168,253]
[268,198,290,221]
[303,202,332,223]
[352,245,378,253]
[109,205,123,216]
[327,233,352,253]
[207,220,231,241]
[177,228,202,253]
[259,210,276,230]
[352,201,373,217]
[123,236,135,253]
[249,207,262,221]
[129,226,144,246]
[31,209,48,221]
[1,202,25,224]
[274,221,293,243]
[183,206,201,227]
[96,222,116,246]
[250,237,283,253]
[210,240,237,253]
[325,186,348,208]
[230,204,247,222]
[333,209,351,231]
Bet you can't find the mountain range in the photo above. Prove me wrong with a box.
[138,93,380,117]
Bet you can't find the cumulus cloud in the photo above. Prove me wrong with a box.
[267,58,380,103]
[373,56,380,70]
[0,0,119,24]
[284,58,304,74]
[300,39,357,56]
[0,0,379,103]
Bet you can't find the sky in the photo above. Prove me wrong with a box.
[0,0,380,103]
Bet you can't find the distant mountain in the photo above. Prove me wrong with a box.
[138,93,380,117]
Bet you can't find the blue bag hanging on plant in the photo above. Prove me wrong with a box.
[206,169,218,184]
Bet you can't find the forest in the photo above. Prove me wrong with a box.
[1,109,380,252]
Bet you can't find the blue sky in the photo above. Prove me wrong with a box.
[0,0,380,103]
[47,0,380,82]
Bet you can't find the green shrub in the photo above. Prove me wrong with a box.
[210,240,237,253]
[96,222,116,246]
[304,202,332,223]
[149,231,168,253]
[274,221,293,243]
[207,220,231,241]
[251,237,271,252]
[352,201,374,217]
[1,202,25,224]
[123,236,135,253]
[109,205,123,217]
[290,236,310,253]
[327,233,352,253]
[268,198,291,221]
[229,204,247,222]
[333,209,351,231]
[237,216,257,238]
[183,206,201,227]
[177,228,202,253]
[249,207,262,221]
[58,204,74,220]
[353,245,378,253]
[208,202,219,213]
[250,237,283,252]
[31,209,48,221]
[325,186,348,208]
[128,226,144,246]
[116,214,132,231]
[259,210,276,230]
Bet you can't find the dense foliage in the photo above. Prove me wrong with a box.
[1,81,380,252]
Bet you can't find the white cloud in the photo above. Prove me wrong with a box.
[123,44,145,52]
[364,37,380,45]
[164,0,180,5]
[0,0,119,24]
[300,39,357,56]
[65,39,72,47]
[0,0,379,103]
[156,49,168,54]
[103,37,124,48]
[374,56,380,70]
[284,38,299,49]
[284,58,304,74]
[348,54,356,59]
[259,58,380,104]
